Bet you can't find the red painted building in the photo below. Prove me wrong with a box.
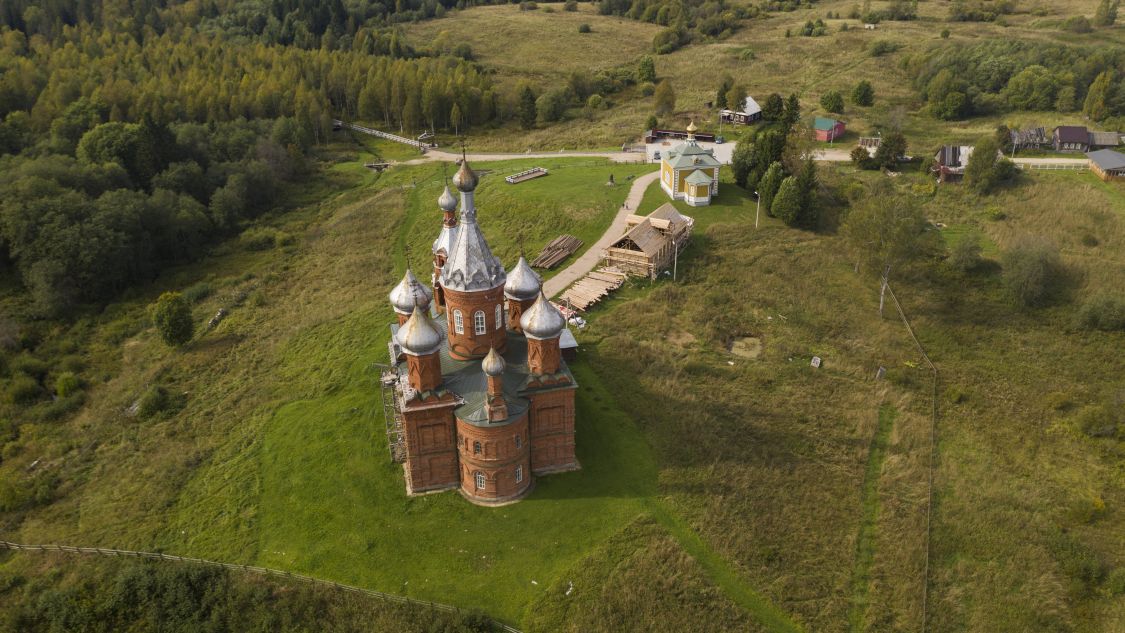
[814,117,846,142]
[387,160,579,506]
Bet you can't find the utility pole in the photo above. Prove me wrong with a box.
[672,238,679,281]
[754,191,760,229]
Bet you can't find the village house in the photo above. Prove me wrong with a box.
[659,121,721,206]
[1010,126,1047,151]
[814,117,846,142]
[720,96,763,125]
[1053,125,1090,153]
[386,159,578,506]
[603,203,695,279]
[1087,149,1125,181]
[1088,131,1123,150]
[933,145,974,182]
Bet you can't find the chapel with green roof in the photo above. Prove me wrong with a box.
[659,120,721,206]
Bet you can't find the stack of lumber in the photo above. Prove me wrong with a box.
[558,268,627,311]
[531,235,583,269]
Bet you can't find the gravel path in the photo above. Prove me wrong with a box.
[542,170,661,298]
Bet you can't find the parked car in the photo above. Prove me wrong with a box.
[652,151,661,160]
[715,135,725,144]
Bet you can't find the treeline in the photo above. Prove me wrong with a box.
[0,27,495,138]
[596,0,756,53]
[904,41,1125,123]
[1,557,496,632]
[0,117,307,314]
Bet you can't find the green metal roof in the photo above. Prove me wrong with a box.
[392,317,576,428]
[814,117,840,131]
[685,169,713,185]
[665,140,721,169]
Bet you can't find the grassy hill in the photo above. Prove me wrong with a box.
[3,105,1125,633]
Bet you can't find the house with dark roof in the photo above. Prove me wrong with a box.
[1053,126,1089,152]
[814,117,846,142]
[1087,149,1125,181]
[720,95,763,125]
[933,145,974,182]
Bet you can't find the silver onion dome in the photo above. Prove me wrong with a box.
[519,293,565,341]
[396,306,443,356]
[438,185,457,212]
[504,256,541,300]
[388,269,433,315]
[481,347,506,376]
[452,159,478,192]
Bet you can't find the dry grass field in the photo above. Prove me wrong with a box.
[403,0,1122,152]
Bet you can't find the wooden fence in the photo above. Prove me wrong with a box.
[335,120,436,150]
[0,540,521,633]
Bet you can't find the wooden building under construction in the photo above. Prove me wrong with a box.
[602,203,694,278]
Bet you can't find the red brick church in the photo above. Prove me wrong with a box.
[386,159,578,505]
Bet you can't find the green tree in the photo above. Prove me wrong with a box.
[851,80,875,106]
[872,131,907,170]
[1083,71,1113,122]
[1002,65,1059,111]
[949,232,984,273]
[782,93,801,129]
[518,85,537,129]
[771,176,802,226]
[536,88,568,123]
[842,182,940,314]
[731,130,757,188]
[450,102,463,135]
[758,161,784,216]
[150,292,194,347]
[965,136,1017,194]
[851,145,875,169]
[794,157,819,229]
[1094,0,1119,25]
[1002,236,1066,308]
[762,93,784,121]
[715,74,733,109]
[820,90,844,114]
[995,125,1014,154]
[654,80,676,116]
[637,55,657,83]
[726,84,748,113]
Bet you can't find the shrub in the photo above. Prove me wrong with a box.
[137,385,170,419]
[55,372,80,398]
[941,28,951,38]
[240,227,282,251]
[7,374,41,405]
[1062,15,1092,32]
[869,40,901,57]
[851,146,876,169]
[1107,568,1125,596]
[851,80,875,106]
[150,292,194,347]
[640,82,656,97]
[1001,236,1066,308]
[1095,0,1119,26]
[578,23,591,33]
[519,1,537,10]
[949,233,984,272]
[820,91,844,114]
[183,281,215,304]
[11,354,48,380]
[565,0,578,10]
[1074,403,1118,438]
[1073,294,1125,331]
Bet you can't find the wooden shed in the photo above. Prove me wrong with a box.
[603,203,695,278]
[1087,149,1125,181]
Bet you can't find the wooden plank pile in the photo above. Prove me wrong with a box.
[558,268,627,311]
[531,235,583,269]
[505,167,548,184]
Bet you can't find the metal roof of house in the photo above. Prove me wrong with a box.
[685,169,713,185]
[935,145,974,168]
[1087,149,1125,170]
[1055,125,1088,143]
[1088,131,1121,147]
[814,117,841,131]
[742,96,762,116]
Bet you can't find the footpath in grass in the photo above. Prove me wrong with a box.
[849,404,897,632]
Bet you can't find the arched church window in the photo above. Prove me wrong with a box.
[475,471,486,490]
[515,465,524,484]
[474,310,486,335]
[494,304,502,330]
[453,310,464,334]
[473,441,481,455]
